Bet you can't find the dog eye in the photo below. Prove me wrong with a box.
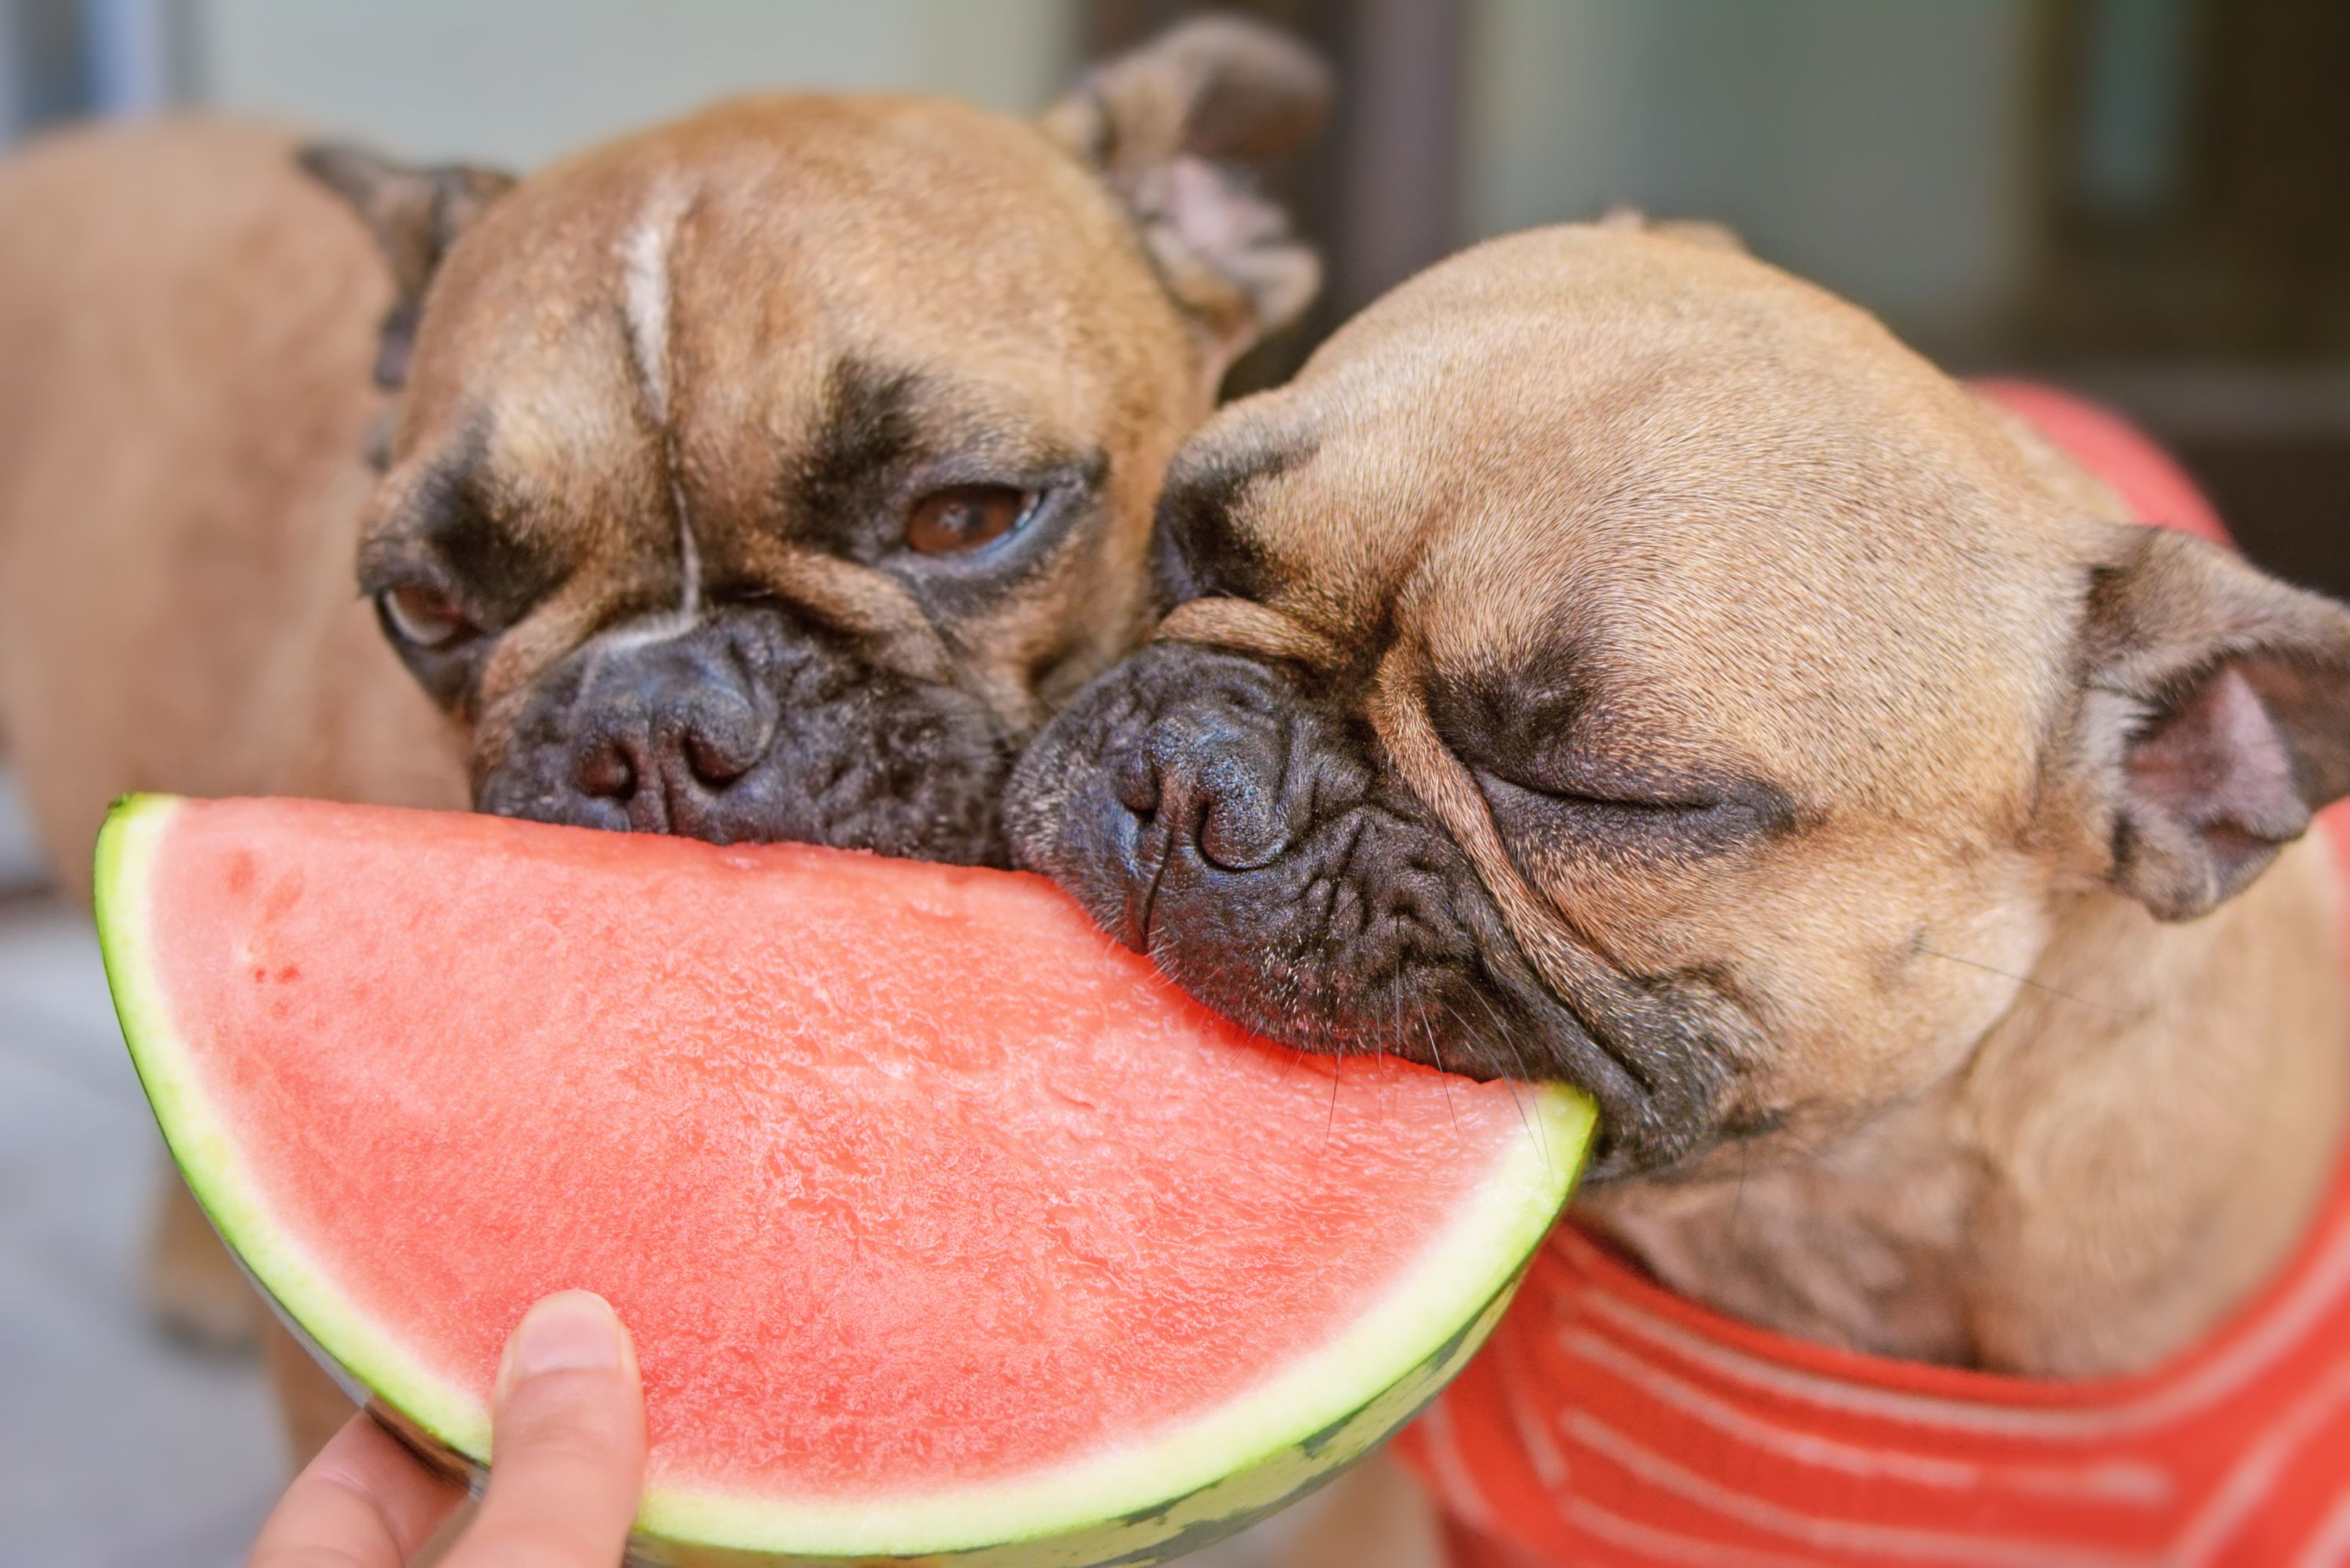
[905,485,1036,556]
[1476,768,1792,863]
[376,583,473,649]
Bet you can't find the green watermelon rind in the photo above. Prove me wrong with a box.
[96,793,1596,1566]
[101,796,524,1463]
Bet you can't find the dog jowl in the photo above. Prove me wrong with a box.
[305,18,1329,865]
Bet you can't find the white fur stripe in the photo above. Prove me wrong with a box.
[1558,1411,2146,1567]
[2170,1357,2350,1565]
[1559,1207,2350,1440]
[619,191,680,422]
[1555,1328,2174,1505]
[616,179,703,615]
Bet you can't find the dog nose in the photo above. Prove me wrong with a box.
[572,632,773,835]
[1117,709,1293,872]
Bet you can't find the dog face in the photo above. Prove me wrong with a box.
[304,20,1325,865]
[1010,224,2350,1178]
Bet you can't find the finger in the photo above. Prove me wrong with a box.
[248,1410,463,1568]
[445,1290,646,1568]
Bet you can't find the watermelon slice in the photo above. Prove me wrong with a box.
[96,795,1591,1566]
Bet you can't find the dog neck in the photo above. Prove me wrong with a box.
[1579,832,2350,1379]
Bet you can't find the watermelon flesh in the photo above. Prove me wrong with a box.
[96,795,1591,1565]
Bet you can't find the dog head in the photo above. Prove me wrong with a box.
[301,19,1327,865]
[1010,222,2350,1178]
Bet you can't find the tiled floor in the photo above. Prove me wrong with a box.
[0,771,283,1568]
[0,769,1314,1566]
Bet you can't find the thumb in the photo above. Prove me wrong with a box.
[444,1290,647,1568]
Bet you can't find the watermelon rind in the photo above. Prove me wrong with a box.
[98,793,502,1453]
[96,793,1595,1566]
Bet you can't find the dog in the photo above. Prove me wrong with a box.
[1009,219,2350,1564]
[0,16,1326,1467]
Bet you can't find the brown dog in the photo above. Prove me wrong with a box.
[1010,221,2350,1559]
[0,16,1325,1464]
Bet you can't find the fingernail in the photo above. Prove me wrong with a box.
[508,1291,624,1382]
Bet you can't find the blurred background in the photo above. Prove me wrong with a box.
[0,2,2343,1563]
[5,0,2346,590]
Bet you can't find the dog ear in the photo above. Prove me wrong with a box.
[1040,16,1331,378]
[297,142,515,391]
[2069,526,2350,920]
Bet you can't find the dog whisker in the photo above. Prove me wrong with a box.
[1320,1044,1345,1165]
[1773,1125,1837,1171]
[1441,993,1549,1176]
[1915,944,2123,1017]
[1418,1007,1465,1143]
[1453,986,1556,1172]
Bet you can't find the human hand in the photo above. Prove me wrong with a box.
[248,1289,646,1567]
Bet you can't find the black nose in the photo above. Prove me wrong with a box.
[568,628,774,836]
[1115,703,1295,873]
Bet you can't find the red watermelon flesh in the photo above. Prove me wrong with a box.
[98,796,1590,1563]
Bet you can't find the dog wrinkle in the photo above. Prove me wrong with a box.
[1365,641,1749,1169]
[726,532,953,687]
[1155,597,1342,668]
[1148,429,1312,608]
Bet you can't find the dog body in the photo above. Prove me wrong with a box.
[0,121,462,896]
[0,18,1324,1464]
[1010,224,2350,1560]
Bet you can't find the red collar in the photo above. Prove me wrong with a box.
[1396,385,2350,1567]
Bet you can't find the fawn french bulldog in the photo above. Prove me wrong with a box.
[0,16,1325,1465]
[1011,219,2350,1564]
